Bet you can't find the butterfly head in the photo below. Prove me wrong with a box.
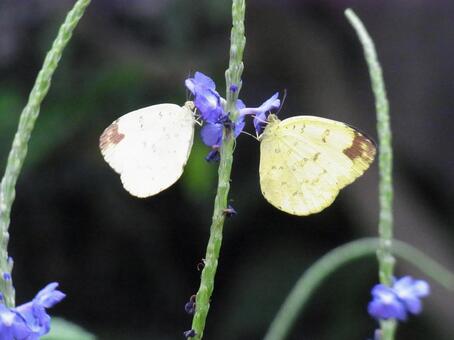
[184,101,195,112]
[258,114,281,140]
[267,113,280,123]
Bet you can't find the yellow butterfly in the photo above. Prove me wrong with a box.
[99,102,195,198]
[259,114,376,216]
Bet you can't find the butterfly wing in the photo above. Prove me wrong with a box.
[99,103,195,197]
[259,115,376,215]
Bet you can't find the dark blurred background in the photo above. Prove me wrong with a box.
[0,0,453,339]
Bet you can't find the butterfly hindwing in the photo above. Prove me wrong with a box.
[99,103,195,198]
[259,115,376,216]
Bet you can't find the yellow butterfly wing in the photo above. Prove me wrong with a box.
[259,115,376,216]
[99,102,195,198]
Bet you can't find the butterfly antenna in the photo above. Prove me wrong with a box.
[185,77,192,103]
[276,89,287,116]
[251,115,270,139]
[185,88,191,102]
[240,130,259,141]
[185,69,195,102]
[184,71,200,125]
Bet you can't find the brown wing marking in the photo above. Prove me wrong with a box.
[99,120,125,151]
[343,131,376,161]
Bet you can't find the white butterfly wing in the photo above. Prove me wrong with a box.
[99,103,195,197]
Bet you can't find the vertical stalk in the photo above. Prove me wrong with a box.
[190,136,234,339]
[0,0,91,307]
[190,1,246,339]
[345,9,396,339]
[225,0,246,122]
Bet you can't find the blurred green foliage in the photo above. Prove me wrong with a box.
[43,318,96,340]
[181,139,217,201]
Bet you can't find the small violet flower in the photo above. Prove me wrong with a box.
[205,146,221,163]
[183,329,196,338]
[392,276,430,314]
[185,72,280,160]
[239,92,280,134]
[368,276,430,321]
[185,72,224,124]
[184,295,196,315]
[368,284,407,321]
[223,204,237,218]
[0,282,65,339]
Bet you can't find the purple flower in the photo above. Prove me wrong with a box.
[194,88,224,123]
[184,295,196,315]
[238,92,280,134]
[185,71,216,94]
[0,304,32,340]
[185,72,280,155]
[183,329,196,338]
[200,123,223,147]
[205,147,221,162]
[223,205,237,217]
[229,84,238,93]
[234,99,246,137]
[0,283,65,339]
[199,99,246,146]
[367,276,430,321]
[368,284,407,321]
[185,72,224,123]
[392,276,430,314]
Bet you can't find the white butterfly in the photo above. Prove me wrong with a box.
[99,102,195,197]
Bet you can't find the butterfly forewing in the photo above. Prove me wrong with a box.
[99,103,195,197]
[259,115,376,216]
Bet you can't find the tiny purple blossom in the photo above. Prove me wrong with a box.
[0,282,65,339]
[185,71,216,94]
[392,276,430,315]
[200,123,223,147]
[183,329,196,338]
[186,72,224,124]
[238,92,280,134]
[0,304,31,339]
[368,284,407,321]
[184,295,196,315]
[205,147,220,163]
[194,88,224,124]
[367,276,430,321]
[185,72,280,158]
[229,84,238,93]
[223,205,237,217]
[230,99,246,138]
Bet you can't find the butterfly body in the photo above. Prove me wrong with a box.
[259,114,376,216]
[99,102,195,198]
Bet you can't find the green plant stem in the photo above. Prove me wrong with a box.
[190,1,246,339]
[263,238,454,340]
[0,0,91,307]
[190,136,234,339]
[225,0,246,121]
[345,9,396,339]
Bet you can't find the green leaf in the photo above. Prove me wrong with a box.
[42,318,96,340]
